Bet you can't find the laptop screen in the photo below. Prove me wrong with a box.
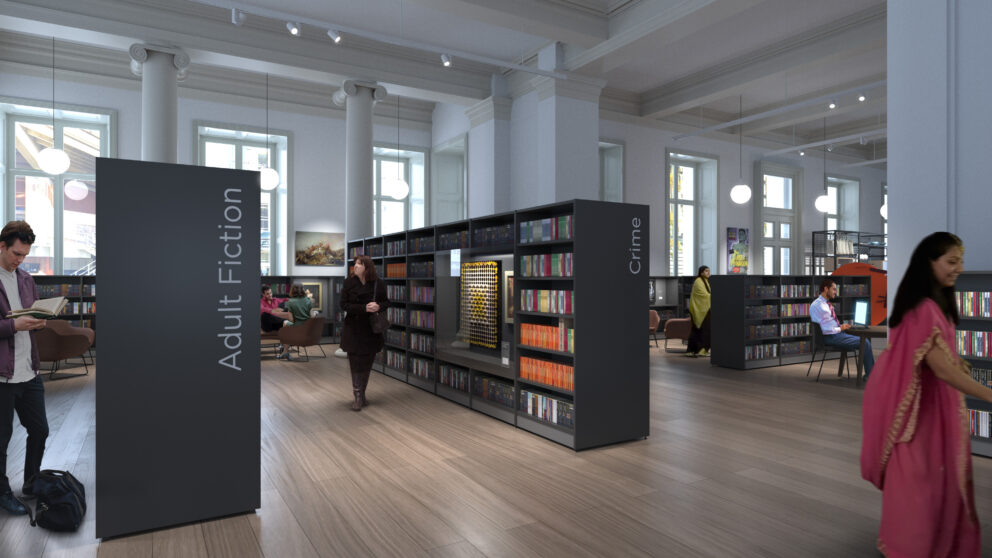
[853,300,869,326]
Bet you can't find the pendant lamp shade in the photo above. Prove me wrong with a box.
[260,73,279,191]
[64,179,89,201]
[41,37,70,176]
[730,183,752,204]
[814,194,831,213]
[731,95,751,204]
[260,167,280,190]
[880,203,888,220]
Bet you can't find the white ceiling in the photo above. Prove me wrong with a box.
[0,0,888,163]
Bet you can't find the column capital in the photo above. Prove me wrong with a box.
[533,74,606,103]
[465,97,512,128]
[129,44,190,81]
[332,80,388,106]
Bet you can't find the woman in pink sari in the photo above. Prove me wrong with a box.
[861,232,992,557]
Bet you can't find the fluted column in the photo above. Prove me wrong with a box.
[129,44,189,163]
[334,80,387,240]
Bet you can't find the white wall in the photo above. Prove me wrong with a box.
[431,102,470,148]
[509,90,540,210]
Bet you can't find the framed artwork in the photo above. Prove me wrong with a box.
[727,227,749,274]
[295,231,345,266]
[504,270,514,324]
[301,281,322,310]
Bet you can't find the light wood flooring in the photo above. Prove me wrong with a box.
[3,345,992,557]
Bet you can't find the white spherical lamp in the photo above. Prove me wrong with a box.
[382,177,410,200]
[880,203,887,220]
[730,183,751,204]
[38,147,70,175]
[64,180,88,201]
[260,167,280,191]
[814,194,831,213]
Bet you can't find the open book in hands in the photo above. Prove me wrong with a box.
[6,296,67,319]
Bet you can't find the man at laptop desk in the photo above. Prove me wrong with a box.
[810,277,875,379]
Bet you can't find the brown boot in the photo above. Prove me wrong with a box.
[359,371,371,407]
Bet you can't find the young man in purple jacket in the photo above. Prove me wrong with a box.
[0,222,48,515]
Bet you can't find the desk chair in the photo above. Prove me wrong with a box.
[807,322,857,381]
[648,310,661,347]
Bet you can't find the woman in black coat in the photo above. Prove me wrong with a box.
[340,255,389,411]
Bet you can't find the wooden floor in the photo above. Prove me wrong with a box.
[3,346,992,557]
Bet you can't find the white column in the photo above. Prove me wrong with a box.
[129,44,189,163]
[887,0,992,304]
[334,81,387,240]
[465,96,512,217]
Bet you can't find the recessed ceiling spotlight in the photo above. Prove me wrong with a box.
[286,22,300,36]
[858,93,867,102]
[826,144,834,152]
[231,8,246,26]
[859,135,868,145]
[799,150,805,156]
[441,54,452,67]
[828,99,837,110]
[327,29,342,43]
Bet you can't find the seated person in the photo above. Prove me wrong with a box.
[260,285,291,333]
[276,284,314,361]
[810,278,874,378]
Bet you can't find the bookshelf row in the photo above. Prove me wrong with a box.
[346,199,648,449]
[951,273,992,457]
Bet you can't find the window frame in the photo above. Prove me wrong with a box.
[666,155,699,276]
[373,143,428,235]
[754,161,803,275]
[3,96,115,275]
[599,139,625,203]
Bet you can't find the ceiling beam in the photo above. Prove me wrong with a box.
[639,4,885,119]
[763,128,886,157]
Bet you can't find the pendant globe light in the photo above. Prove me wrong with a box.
[384,0,410,201]
[38,37,70,176]
[730,95,751,204]
[259,74,280,191]
[814,118,831,213]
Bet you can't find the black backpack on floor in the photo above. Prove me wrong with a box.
[26,469,86,532]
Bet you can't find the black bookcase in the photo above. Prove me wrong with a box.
[711,274,871,369]
[346,200,649,450]
[954,272,992,457]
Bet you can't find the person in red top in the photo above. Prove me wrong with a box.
[260,285,291,332]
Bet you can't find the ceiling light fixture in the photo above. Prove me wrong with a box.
[799,150,805,157]
[880,202,888,220]
[231,8,246,26]
[286,22,300,36]
[260,74,279,191]
[815,119,831,214]
[38,37,70,176]
[828,99,837,110]
[64,179,89,201]
[858,93,867,102]
[385,0,410,201]
[327,29,341,43]
[730,95,751,205]
[440,54,452,67]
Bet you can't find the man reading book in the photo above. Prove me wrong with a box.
[0,221,48,516]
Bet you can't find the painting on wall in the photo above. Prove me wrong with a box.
[295,232,345,266]
[300,281,322,311]
[727,227,749,274]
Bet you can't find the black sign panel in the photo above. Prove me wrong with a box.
[95,159,260,539]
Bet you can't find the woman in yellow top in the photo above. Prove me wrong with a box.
[687,265,711,357]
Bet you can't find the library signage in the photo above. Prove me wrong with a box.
[95,159,261,539]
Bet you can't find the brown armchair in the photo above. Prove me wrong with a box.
[36,319,95,379]
[649,310,661,347]
[278,316,326,361]
[663,317,692,353]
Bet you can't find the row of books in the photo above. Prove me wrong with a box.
[409,261,435,278]
[520,289,573,314]
[957,330,992,359]
[745,324,777,340]
[745,343,778,361]
[409,332,434,354]
[385,329,406,347]
[744,285,777,298]
[473,224,513,248]
[409,237,435,253]
[781,284,812,298]
[519,356,574,391]
[386,263,406,278]
[781,322,811,337]
[67,319,93,329]
[385,349,406,370]
[387,308,407,324]
[36,283,95,297]
[367,244,384,257]
[958,292,992,319]
[473,376,515,407]
[519,216,574,244]
[519,390,575,428]
[519,253,574,278]
[839,284,869,296]
[386,239,406,256]
[64,301,96,315]
[970,409,992,439]
[971,367,992,387]
[745,305,778,319]
[439,363,470,392]
[409,356,434,381]
[409,286,434,303]
[348,246,365,258]
[438,230,469,250]
[780,340,812,356]
[781,304,810,318]
[520,323,574,353]
[410,310,435,329]
[387,285,407,301]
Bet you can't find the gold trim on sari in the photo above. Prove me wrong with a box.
[933,334,978,523]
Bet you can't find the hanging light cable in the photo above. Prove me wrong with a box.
[730,95,751,204]
[815,118,831,213]
[38,37,70,176]
[382,0,410,201]
[260,74,280,190]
